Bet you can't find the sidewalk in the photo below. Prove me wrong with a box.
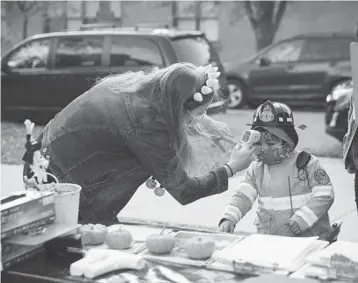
[2,157,358,242]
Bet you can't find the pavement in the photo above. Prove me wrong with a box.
[2,157,358,242]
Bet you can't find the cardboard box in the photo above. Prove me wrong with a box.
[1,214,56,240]
[1,243,44,270]
[1,191,56,240]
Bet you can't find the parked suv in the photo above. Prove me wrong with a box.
[1,25,229,122]
[225,32,354,109]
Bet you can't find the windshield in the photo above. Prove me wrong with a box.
[171,36,219,66]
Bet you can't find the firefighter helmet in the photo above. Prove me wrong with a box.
[251,100,295,128]
[250,100,298,148]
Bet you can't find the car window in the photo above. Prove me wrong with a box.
[339,38,352,59]
[300,38,350,61]
[54,36,104,68]
[7,39,51,69]
[265,40,304,63]
[171,36,215,66]
[110,37,164,67]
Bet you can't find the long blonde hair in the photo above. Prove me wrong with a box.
[97,63,220,179]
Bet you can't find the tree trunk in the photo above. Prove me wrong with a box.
[255,23,275,51]
[23,15,28,39]
[171,1,178,28]
[244,1,287,51]
[195,1,201,30]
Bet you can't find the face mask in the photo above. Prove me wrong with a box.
[256,144,291,165]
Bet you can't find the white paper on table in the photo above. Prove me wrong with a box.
[290,263,333,281]
[305,240,358,267]
[213,234,327,272]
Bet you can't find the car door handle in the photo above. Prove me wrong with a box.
[286,64,294,70]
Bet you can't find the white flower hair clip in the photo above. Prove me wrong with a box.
[192,64,221,102]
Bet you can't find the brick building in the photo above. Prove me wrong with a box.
[1,1,357,63]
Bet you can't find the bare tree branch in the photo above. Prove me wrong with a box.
[229,2,246,25]
[244,1,257,29]
[24,2,37,13]
[242,1,289,50]
[272,1,287,34]
[16,1,25,12]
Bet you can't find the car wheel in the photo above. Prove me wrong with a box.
[227,79,246,109]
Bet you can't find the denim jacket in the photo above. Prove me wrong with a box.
[40,83,228,222]
[343,95,358,172]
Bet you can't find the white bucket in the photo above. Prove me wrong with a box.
[52,183,82,225]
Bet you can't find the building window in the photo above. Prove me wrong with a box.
[66,1,82,30]
[64,1,122,31]
[173,1,219,42]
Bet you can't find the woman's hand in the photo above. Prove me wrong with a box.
[227,143,256,174]
[199,115,237,151]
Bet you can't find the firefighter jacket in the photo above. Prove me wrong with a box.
[220,149,334,238]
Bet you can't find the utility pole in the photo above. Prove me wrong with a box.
[195,1,201,31]
[171,1,177,28]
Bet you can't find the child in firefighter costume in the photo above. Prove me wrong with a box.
[219,100,334,238]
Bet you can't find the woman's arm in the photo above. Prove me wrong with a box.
[126,119,229,205]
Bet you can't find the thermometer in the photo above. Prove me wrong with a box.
[240,130,261,149]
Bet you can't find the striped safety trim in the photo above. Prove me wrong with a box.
[239,183,258,203]
[223,205,242,223]
[295,206,318,227]
[311,185,334,198]
[258,193,312,210]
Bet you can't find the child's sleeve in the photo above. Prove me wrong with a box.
[290,156,334,232]
[219,163,258,225]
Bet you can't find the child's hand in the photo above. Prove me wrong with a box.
[219,219,235,233]
[289,220,302,235]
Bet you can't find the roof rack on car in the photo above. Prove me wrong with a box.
[134,23,171,31]
[293,31,354,38]
[77,22,172,32]
[79,23,121,30]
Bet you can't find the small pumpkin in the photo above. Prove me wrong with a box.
[79,224,108,245]
[183,236,215,260]
[145,234,176,254]
[105,226,133,250]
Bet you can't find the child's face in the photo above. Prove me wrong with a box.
[257,131,283,149]
[255,131,291,165]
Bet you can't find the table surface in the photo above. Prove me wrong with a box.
[0,218,351,283]
[4,250,341,283]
